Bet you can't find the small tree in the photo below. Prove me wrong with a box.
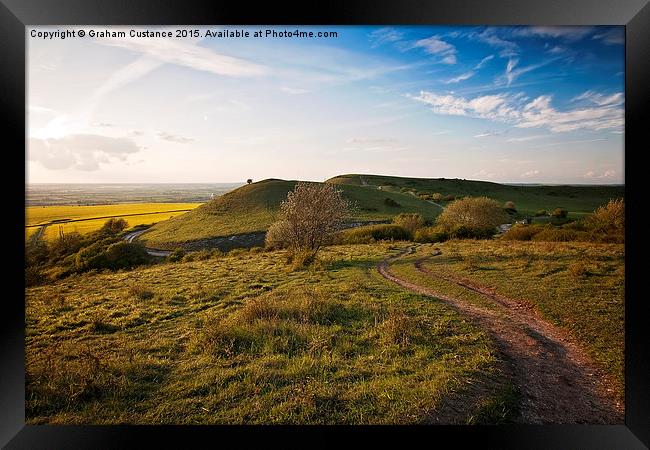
[247,179,253,184]
[100,218,129,235]
[266,182,353,258]
[504,201,517,214]
[431,193,444,203]
[436,196,508,235]
[393,213,424,236]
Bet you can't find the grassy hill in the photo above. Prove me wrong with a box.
[140,179,442,249]
[328,174,624,217]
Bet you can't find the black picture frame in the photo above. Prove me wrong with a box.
[2,1,648,448]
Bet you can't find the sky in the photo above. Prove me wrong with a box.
[27,25,624,184]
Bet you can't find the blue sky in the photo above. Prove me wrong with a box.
[27,26,624,184]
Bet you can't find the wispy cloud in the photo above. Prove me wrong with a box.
[157,132,194,144]
[409,90,624,133]
[513,26,594,41]
[592,28,624,45]
[474,54,495,69]
[95,34,269,77]
[503,58,557,86]
[521,169,540,177]
[506,135,546,142]
[445,71,475,84]
[413,36,457,64]
[473,29,519,57]
[571,90,623,106]
[280,86,311,95]
[369,27,405,48]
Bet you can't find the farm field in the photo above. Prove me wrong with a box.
[25,243,515,425]
[26,203,202,242]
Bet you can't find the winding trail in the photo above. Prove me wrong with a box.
[377,245,623,424]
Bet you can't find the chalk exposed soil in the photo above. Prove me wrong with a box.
[377,245,623,424]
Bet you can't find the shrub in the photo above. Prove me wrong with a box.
[436,196,507,237]
[531,227,579,242]
[167,248,185,262]
[102,242,150,270]
[383,197,401,208]
[443,194,456,202]
[585,198,624,233]
[414,226,449,243]
[99,218,129,236]
[448,225,495,240]
[535,209,548,217]
[551,208,568,219]
[504,201,517,214]
[501,224,545,241]
[341,224,411,244]
[393,213,424,236]
[431,193,444,202]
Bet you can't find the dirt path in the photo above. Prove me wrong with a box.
[377,245,623,424]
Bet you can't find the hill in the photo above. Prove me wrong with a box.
[140,178,442,249]
[328,174,624,217]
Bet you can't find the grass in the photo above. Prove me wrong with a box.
[25,243,511,424]
[140,179,442,249]
[328,174,624,218]
[391,240,624,403]
[26,203,202,242]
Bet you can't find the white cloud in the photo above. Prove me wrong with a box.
[571,90,623,106]
[280,86,310,95]
[506,135,546,142]
[95,34,268,77]
[409,90,624,133]
[547,46,566,54]
[503,57,556,86]
[474,55,494,69]
[369,27,404,48]
[474,29,519,57]
[157,132,194,144]
[413,36,457,64]
[29,105,58,115]
[445,71,475,84]
[28,134,141,171]
[513,26,594,41]
[592,29,624,45]
[521,170,540,177]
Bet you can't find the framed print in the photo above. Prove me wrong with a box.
[2,0,648,448]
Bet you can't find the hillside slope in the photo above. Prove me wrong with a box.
[140,178,441,248]
[328,174,624,217]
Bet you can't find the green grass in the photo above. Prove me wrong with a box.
[140,179,442,249]
[328,174,624,218]
[25,243,513,424]
[391,240,624,403]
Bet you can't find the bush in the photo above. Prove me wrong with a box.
[501,224,544,241]
[531,227,579,242]
[448,225,495,240]
[504,201,517,214]
[341,224,411,244]
[535,210,548,217]
[585,198,624,233]
[431,193,444,202]
[265,220,292,250]
[414,226,449,243]
[551,208,568,219]
[443,194,456,202]
[167,248,185,262]
[102,242,150,270]
[393,213,424,236]
[99,218,129,236]
[436,196,508,238]
[383,197,401,208]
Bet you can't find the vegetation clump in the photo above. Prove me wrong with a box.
[340,224,411,244]
[435,197,507,238]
